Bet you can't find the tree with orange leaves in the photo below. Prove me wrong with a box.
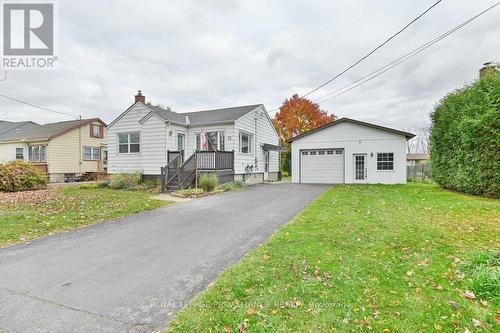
[273,94,336,175]
[273,94,336,142]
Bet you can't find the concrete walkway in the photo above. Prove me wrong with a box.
[0,183,329,333]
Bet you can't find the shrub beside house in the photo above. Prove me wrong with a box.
[430,64,500,198]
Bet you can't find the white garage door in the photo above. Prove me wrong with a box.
[300,149,344,184]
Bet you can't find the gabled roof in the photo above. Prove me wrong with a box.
[146,103,263,126]
[0,121,40,139]
[0,118,106,142]
[286,117,415,143]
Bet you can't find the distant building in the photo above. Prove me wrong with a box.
[0,119,107,182]
[406,153,429,166]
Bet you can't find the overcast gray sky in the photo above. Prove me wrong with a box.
[1,0,499,129]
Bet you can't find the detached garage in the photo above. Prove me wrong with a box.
[287,118,415,184]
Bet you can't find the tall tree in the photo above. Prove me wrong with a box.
[273,94,336,141]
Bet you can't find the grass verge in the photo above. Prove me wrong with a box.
[0,186,169,247]
[168,183,499,332]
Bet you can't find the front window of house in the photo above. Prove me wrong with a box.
[239,132,253,153]
[196,131,225,151]
[377,153,394,170]
[84,147,101,160]
[90,124,103,138]
[15,148,24,160]
[118,133,140,153]
[28,145,47,162]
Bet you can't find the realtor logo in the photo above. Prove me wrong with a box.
[1,2,57,69]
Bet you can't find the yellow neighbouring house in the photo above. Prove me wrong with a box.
[0,118,107,182]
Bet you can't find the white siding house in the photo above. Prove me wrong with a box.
[107,92,281,186]
[287,118,414,184]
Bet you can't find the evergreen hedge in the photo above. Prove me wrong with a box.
[430,72,500,198]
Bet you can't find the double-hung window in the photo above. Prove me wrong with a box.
[118,133,140,153]
[239,132,253,154]
[84,147,101,160]
[15,148,24,160]
[90,124,103,138]
[377,153,394,170]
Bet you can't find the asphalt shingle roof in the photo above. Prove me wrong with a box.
[149,104,262,126]
[0,121,41,140]
[0,118,101,142]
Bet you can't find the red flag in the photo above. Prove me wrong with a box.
[200,128,208,150]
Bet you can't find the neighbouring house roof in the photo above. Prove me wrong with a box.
[286,117,415,143]
[0,118,106,142]
[0,121,41,140]
[145,103,263,126]
[406,153,429,161]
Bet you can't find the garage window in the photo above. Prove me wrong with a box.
[335,150,343,154]
[377,153,394,170]
[302,151,308,155]
[327,150,334,155]
[310,151,316,155]
[318,151,325,155]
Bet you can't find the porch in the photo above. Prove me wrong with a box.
[161,150,235,191]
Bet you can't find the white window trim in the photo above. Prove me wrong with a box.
[28,144,47,163]
[239,131,253,154]
[83,146,101,161]
[117,132,141,154]
[376,152,395,172]
[176,132,186,151]
[15,147,24,160]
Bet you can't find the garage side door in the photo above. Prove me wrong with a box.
[300,149,344,184]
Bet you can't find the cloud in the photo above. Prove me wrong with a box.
[0,0,498,130]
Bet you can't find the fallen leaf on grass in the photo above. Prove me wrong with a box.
[448,301,459,309]
[224,325,232,332]
[462,291,476,300]
[247,308,255,316]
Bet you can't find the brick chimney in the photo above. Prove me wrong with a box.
[479,62,497,79]
[134,90,145,103]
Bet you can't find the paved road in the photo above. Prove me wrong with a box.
[0,183,328,333]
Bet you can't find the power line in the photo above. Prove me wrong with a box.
[0,94,78,118]
[314,1,500,104]
[300,0,442,98]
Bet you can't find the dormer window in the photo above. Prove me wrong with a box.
[90,124,103,138]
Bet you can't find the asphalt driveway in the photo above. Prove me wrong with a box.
[0,183,328,333]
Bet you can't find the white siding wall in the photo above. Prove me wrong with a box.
[107,103,153,174]
[141,116,167,175]
[234,106,280,174]
[291,122,407,184]
[0,142,28,163]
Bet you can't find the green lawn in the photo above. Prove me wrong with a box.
[0,187,169,247]
[168,183,499,332]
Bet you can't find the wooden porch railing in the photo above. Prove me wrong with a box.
[161,150,234,191]
[196,151,234,170]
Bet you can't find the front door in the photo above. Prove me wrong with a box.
[264,151,270,181]
[353,154,367,183]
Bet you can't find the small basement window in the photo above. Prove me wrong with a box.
[377,153,394,170]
